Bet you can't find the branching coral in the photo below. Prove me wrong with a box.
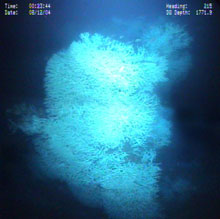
[8,22,192,218]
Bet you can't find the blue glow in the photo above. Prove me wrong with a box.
[10,23,192,218]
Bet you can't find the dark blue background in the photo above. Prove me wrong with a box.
[1,0,220,218]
